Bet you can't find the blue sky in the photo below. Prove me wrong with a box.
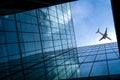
[70,0,117,47]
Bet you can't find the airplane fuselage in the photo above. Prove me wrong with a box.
[96,28,112,41]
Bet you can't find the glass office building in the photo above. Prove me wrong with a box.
[78,42,120,79]
[0,3,80,80]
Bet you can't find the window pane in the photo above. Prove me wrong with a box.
[24,42,35,52]
[0,32,5,43]
[0,45,7,57]
[7,44,19,55]
[107,53,119,59]
[96,54,106,61]
[108,60,120,75]
[5,32,18,43]
[80,63,93,77]
[4,20,16,31]
[84,55,95,62]
[90,61,108,76]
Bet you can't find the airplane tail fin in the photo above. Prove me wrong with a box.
[96,28,99,33]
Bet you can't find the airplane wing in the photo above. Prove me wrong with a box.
[104,28,107,35]
[106,36,112,40]
[99,36,104,41]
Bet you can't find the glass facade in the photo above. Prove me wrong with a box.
[0,3,80,80]
[78,42,120,79]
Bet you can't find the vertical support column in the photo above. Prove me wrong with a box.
[111,0,120,55]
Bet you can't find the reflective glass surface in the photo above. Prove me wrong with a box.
[78,42,120,79]
[0,3,79,80]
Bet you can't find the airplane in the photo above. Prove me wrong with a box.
[96,28,112,41]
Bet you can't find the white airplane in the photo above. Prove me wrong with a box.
[96,28,112,41]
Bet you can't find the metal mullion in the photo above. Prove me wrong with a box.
[56,4,66,80]
[14,14,26,80]
[48,5,59,80]
[88,46,100,78]
[0,17,10,80]
[61,3,71,79]
[104,44,110,79]
[35,9,47,80]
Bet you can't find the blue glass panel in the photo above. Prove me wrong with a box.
[62,40,67,45]
[50,16,57,22]
[55,46,62,51]
[60,30,66,35]
[30,10,36,16]
[51,22,58,28]
[62,44,68,49]
[47,68,58,80]
[0,45,7,57]
[97,50,105,54]
[59,68,66,79]
[4,20,16,31]
[24,42,35,52]
[23,33,34,42]
[95,54,106,61]
[33,34,40,41]
[43,41,53,48]
[84,55,95,62]
[59,24,64,30]
[108,60,120,75]
[54,40,61,46]
[107,53,119,59]
[53,34,60,40]
[79,52,89,56]
[89,51,97,55]
[57,10,63,19]
[40,8,48,13]
[40,19,50,27]
[40,26,51,34]
[31,16,37,24]
[58,19,64,24]
[43,48,54,52]
[35,42,41,50]
[41,34,52,40]
[0,57,8,63]
[49,10,57,17]
[49,6,56,11]
[78,56,86,63]
[9,54,20,60]
[114,48,119,52]
[32,25,39,33]
[21,23,33,32]
[106,49,114,53]
[80,63,93,77]
[20,13,31,23]
[52,28,59,34]
[5,32,18,43]
[45,60,56,67]
[3,15,15,20]
[0,19,3,30]
[7,44,20,55]
[90,61,108,76]
[0,32,5,43]
[38,10,48,19]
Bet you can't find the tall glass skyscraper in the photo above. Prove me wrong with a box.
[0,3,80,80]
